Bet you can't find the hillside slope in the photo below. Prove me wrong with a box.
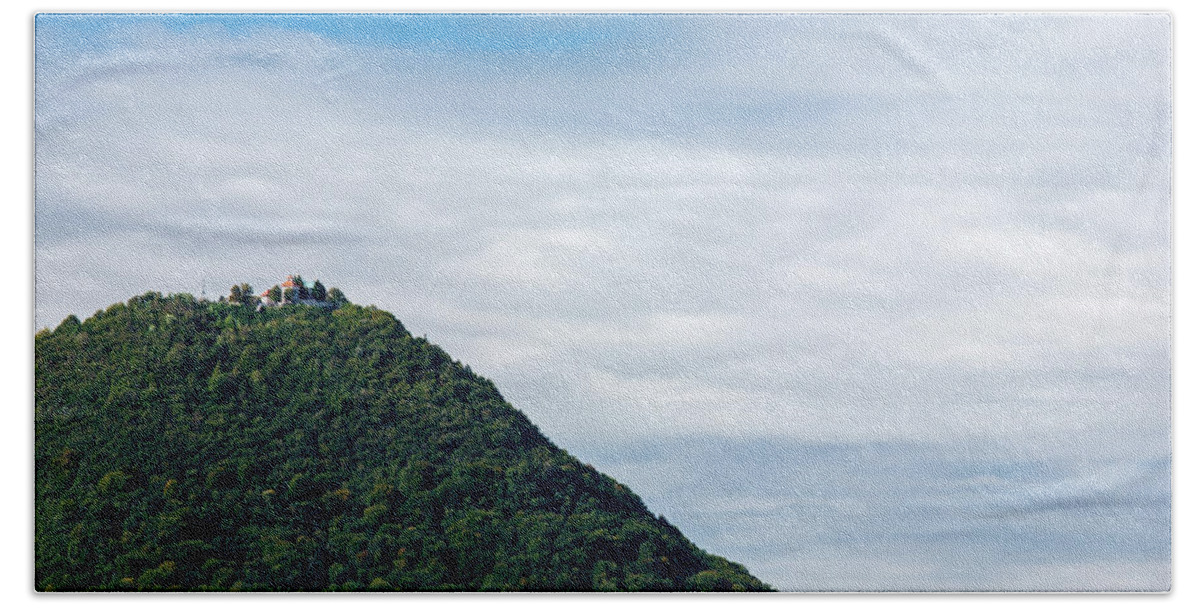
[35,292,770,591]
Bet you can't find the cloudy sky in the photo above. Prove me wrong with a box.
[35,13,1171,590]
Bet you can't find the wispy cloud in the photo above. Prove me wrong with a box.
[35,13,1169,452]
[581,436,1170,591]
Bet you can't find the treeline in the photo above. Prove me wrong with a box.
[34,293,770,592]
[225,276,347,307]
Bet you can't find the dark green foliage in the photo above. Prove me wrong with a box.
[326,288,347,306]
[35,293,770,592]
[311,281,327,303]
[228,284,256,307]
[290,275,310,300]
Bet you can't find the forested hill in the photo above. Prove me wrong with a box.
[35,292,770,592]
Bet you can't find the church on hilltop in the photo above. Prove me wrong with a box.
[247,275,342,310]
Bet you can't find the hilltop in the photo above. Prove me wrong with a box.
[34,289,770,591]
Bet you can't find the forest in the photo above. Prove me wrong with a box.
[34,288,771,591]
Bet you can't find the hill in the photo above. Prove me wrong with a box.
[34,291,771,591]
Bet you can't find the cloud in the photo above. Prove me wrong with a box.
[580,436,1170,591]
[35,14,1170,461]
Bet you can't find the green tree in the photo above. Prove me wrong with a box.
[311,281,327,302]
[291,276,309,300]
[326,288,348,306]
[267,285,282,303]
[239,284,255,307]
[230,283,256,307]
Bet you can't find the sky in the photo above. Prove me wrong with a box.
[33,13,1171,591]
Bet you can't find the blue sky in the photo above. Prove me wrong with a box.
[34,13,1171,590]
[39,13,658,59]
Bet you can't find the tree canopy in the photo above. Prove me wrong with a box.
[228,283,256,307]
[35,292,770,592]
